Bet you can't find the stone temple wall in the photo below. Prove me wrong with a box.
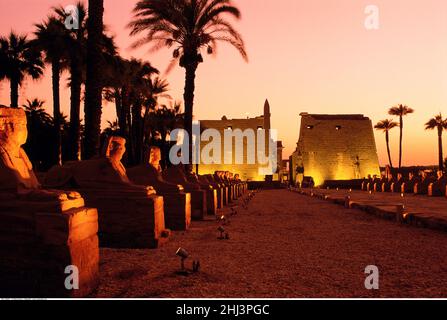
[197,100,275,181]
[292,113,380,186]
[198,117,268,181]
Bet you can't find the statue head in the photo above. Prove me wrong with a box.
[105,136,126,162]
[149,146,162,168]
[0,106,28,149]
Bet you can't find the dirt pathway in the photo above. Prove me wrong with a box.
[94,189,447,298]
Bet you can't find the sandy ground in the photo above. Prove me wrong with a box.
[93,189,447,298]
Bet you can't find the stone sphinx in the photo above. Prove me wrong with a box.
[0,106,99,297]
[401,172,419,194]
[45,136,168,248]
[212,172,230,205]
[200,174,225,209]
[232,173,247,197]
[390,173,405,193]
[186,171,218,215]
[428,170,447,197]
[381,174,395,192]
[216,171,234,203]
[226,171,243,199]
[127,146,191,230]
[414,171,435,195]
[163,164,207,220]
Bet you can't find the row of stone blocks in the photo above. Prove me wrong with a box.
[362,181,447,197]
[0,182,247,298]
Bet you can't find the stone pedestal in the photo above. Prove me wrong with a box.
[127,163,192,231]
[162,193,191,230]
[78,190,168,248]
[414,181,430,194]
[189,189,207,220]
[0,199,99,298]
[428,181,447,197]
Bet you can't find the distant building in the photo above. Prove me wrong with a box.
[197,100,280,181]
[290,113,380,186]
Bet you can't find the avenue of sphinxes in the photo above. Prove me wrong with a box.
[44,136,170,249]
[0,104,248,297]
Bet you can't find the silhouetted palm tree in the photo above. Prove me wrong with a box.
[54,2,88,161]
[103,119,120,135]
[129,0,248,171]
[374,119,398,169]
[0,32,44,108]
[425,113,447,171]
[22,98,52,125]
[84,0,105,159]
[388,104,414,169]
[22,98,55,171]
[102,56,159,164]
[142,77,171,151]
[34,16,68,165]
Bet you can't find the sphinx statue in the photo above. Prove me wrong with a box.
[215,171,234,204]
[127,146,191,230]
[163,163,207,220]
[45,136,168,248]
[428,170,447,197]
[401,172,419,194]
[414,171,435,195]
[186,171,218,215]
[200,174,225,209]
[0,106,99,297]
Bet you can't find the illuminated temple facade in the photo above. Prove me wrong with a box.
[290,113,380,186]
[197,100,281,181]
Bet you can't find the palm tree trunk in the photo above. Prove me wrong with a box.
[126,105,134,164]
[399,115,403,169]
[68,57,82,161]
[183,62,198,173]
[438,129,443,171]
[10,76,19,108]
[84,0,104,159]
[114,89,123,129]
[131,102,143,164]
[385,131,393,168]
[52,60,62,165]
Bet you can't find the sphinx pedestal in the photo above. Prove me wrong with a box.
[0,197,99,298]
[158,192,191,231]
[79,190,168,248]
[205,188,218,215]
[428,182,447,197]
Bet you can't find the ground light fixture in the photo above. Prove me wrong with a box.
[218,226,226,239]
[176,247,189,271]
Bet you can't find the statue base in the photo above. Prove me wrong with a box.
[0,202,99,298]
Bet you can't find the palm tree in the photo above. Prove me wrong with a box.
[0,32,44,108]
[22,98,54,170]
[22,98,52,125]
[34,17,68,165]
[374,119,398,169]
[54,2,88,161]
[84,0,105,159]
[102,56,159,164]
[129,0,248,172]
[142,77,171,150]
[388,104,414,169]
[425,113,447,171]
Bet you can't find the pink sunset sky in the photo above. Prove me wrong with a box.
[1,0,447,166]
